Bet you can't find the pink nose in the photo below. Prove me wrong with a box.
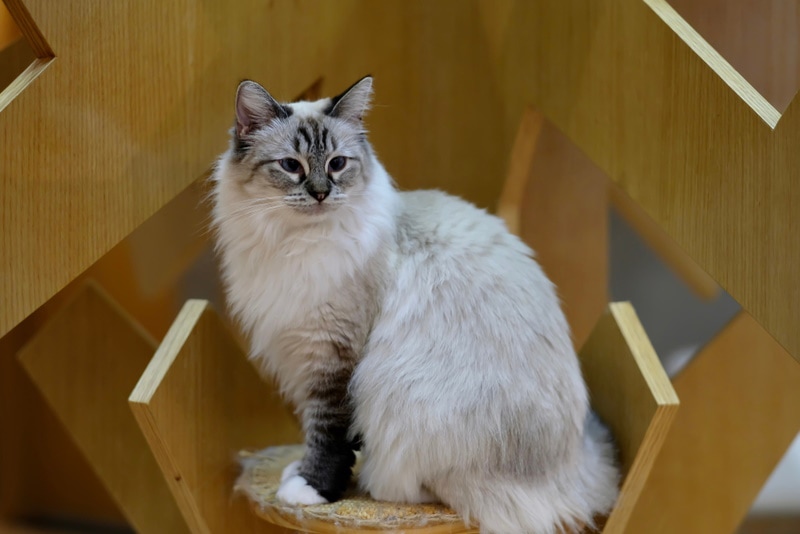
[314,191,329,202]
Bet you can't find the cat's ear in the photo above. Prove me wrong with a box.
[327,76,373,124]
[235,80,290,137]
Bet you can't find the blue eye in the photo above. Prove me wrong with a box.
[328,156,346,172]
[279,158,302,173]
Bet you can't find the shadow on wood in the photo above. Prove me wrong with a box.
[16,281,187,533]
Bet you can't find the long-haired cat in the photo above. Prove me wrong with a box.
[212,76,619,534]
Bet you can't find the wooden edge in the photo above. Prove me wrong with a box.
[128,300,211,533]
[81,279,159,349]
[605,403,678,533]
[496,106,545,234]
[608,303,679,408]
[609,185,719,301]
[129,404,206,533]
[589,303,679,533]
[2,0,53,58]
[0,56,54,114]
[643,0,780,127]
[128,299,208,405]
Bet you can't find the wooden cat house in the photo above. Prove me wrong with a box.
[2,1,799,533]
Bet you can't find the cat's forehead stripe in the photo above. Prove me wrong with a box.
[292,118,335,155]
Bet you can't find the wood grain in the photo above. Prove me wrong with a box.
[494,0,800,360]
[129,300,300,533]
[625,312,800,534]
[16,282,187,533]
[0,288,125,524]
[0,2,21,53]
[497,107,544,236]
[497,109,609,348]
[609,185,719,301]
[0,1,513,338]
[579,303,679,533]
[667,0,799,113]
[520,121,610,348]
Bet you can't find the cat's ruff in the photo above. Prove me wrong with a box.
[213,76,620,534]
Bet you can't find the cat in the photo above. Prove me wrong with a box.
[211,76,620,534]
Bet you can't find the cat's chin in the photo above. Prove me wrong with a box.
[290,203,339,217]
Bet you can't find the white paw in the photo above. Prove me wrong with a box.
[281,460,302,483]
[277,474,328,506]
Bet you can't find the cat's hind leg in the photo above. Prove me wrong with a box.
[358,452,437,504]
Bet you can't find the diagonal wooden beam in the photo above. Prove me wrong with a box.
[496,0,800,361]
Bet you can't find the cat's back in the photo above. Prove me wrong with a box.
[388,188,571,354]
[395,189,531,264]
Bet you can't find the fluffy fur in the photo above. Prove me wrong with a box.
[212,76,620,533]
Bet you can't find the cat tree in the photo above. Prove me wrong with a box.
[1,1,799,533]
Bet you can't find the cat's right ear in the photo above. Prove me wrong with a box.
[235,81,290,138]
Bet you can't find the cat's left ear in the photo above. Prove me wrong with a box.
[327,76,373,124]
[235,80,290,138]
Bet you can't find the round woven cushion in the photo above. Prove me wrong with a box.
[235,444,477,533]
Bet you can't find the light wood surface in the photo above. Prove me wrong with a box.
[495,0,800,360]
[16,282,187,533]
[497,109,609,348]
[625,312,800,534]
[0,1,517,339]
[0,2,21,52]
[129,300,301,533]
[497,107,544,236]
[520,121,610,348]
[578,303,679,533]
[668,0,799,113]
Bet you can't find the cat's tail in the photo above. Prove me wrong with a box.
[433,413,620,534]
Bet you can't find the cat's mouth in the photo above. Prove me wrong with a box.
[290,202,337,216]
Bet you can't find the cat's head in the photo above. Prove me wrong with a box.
[218,76,376,219]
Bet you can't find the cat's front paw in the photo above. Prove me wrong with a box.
[277,461,328,506]
[280,460,302,483]
[277,475,328,506]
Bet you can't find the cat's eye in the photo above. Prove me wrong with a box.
[328,156,347,173]
[279,158,302,173]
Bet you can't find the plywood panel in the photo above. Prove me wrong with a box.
[667,0,799,112]
[16,282,187,533]
[129,300,300,533]
[497,109,609,348]
[520,121,610,348]
[579,303,679,532]
[494,0,800,360]
[0,1,513,338]
[625,312,800,533]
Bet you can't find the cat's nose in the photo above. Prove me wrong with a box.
[306,184,330,203]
